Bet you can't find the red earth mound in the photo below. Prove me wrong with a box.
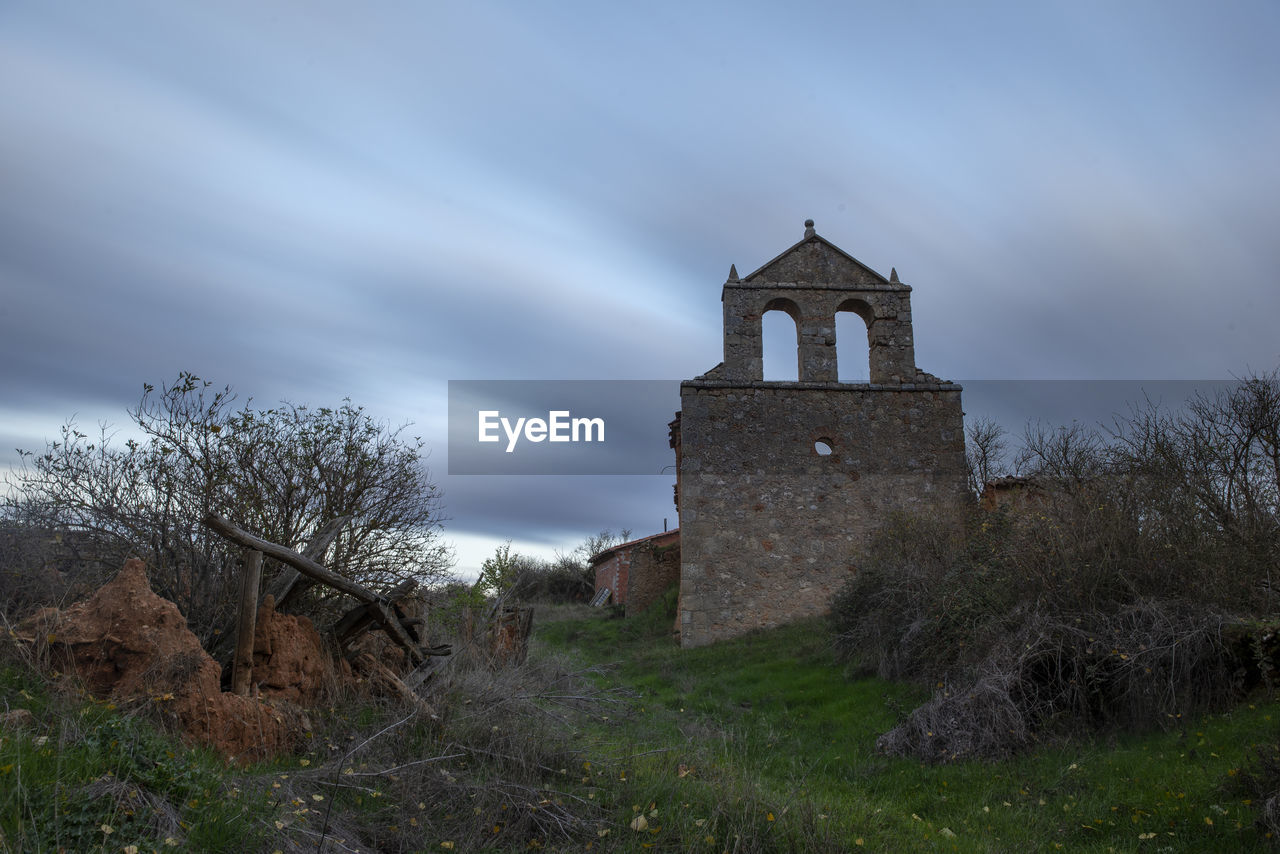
[18,559,310,763]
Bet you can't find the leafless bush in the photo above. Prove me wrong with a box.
[966,416,1010,498]
[877,667,1032,762]
[495,529,633,606]
[1109,371,1280,611]
[0,521,78,622]
[3,373,452,642]
[831,511,965,680]
[877,600,1232,761]
[838,368,1280,761]
[505,553,595,604]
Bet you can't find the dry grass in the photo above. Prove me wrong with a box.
[258,646,632,852]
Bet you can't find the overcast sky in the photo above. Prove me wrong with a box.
[2,1,1278,578]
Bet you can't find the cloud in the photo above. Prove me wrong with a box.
[3,1,1278,574]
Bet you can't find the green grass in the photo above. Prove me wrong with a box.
[4,599,1275,852]
[0,665,277,853]
[536,594,1279,852]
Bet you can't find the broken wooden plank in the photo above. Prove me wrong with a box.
[202,513,427,666]
[270,514,352,612]
[334,579,418,647]
[209,516,354,665]
[349,651,436,717]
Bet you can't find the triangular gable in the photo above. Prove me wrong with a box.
[744,234,890,286]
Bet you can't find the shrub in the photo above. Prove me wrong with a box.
[2,373,451,639]
[830,510,967,680]
[835,369,1280,761]
[1234,734,1280,844]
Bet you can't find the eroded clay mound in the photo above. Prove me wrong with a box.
[253,594,330,705]
[19,558,304,763]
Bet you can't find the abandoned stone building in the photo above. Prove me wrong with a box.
[670,220,968,647]
[590,221,968,646]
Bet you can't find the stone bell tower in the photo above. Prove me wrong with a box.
[673,220,967,647]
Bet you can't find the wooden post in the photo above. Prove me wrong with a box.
[231,549,263,696]
[202,513,428,666]
[207,515,351,665]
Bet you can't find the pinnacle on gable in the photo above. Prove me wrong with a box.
[890,267,899,283]
[803,218,816,239]
[728,264,739,282]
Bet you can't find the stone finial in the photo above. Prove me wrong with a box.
[727,264,739,282]
[803,219,816,238]
[889,267,899,283]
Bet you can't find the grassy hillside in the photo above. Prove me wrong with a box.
[536,597,1277,852]
[2,599,1276,852]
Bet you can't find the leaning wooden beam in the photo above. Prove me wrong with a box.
[372,602,427,667]
[270,514,353,612]
[209,516,353,664]
[205,513,373,600]
[202,513,426,666]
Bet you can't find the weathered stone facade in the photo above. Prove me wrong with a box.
[674,221,967,648]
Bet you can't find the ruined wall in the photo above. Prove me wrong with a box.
[625,539,680,615]
[676,222,967,647]
[592,529,680,609]
[677,382,965,645]
[592,551,628,606]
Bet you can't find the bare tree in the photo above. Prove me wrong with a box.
[4,373,453,640]
[1110,370,1280,596]
[575,529,632,563]
[1015,420,1109,487]
[965,416,1009,498]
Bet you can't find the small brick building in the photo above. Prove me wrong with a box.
[590,529,680,614]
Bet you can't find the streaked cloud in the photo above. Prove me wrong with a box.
[2,0,1277,576]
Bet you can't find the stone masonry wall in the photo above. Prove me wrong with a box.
[674,221,968,648]
[677,381,966,646]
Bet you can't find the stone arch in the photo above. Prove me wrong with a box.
[761,297,801,381]
[835,297,873,383]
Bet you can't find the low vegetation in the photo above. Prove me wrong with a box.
[0,663,275,852]
[539,597,1280,852]
[3,370,1278,850]
[833,371,1280,764]
[4,586,1279,851]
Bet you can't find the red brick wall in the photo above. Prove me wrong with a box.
[592,552,628,605]
[592,530,680,608]
[625,539,680,615]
